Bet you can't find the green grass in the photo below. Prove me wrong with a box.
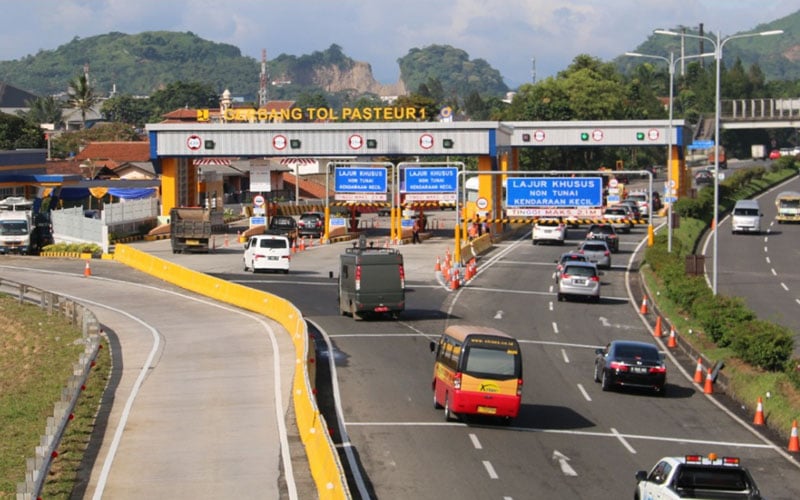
[0,295,110,499]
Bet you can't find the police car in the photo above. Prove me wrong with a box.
[634,453,762,500]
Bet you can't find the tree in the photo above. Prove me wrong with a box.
[67,74,97,128]
[19,96,64,129]
[0,112,46,149]
[147,81,219,121]
[101,94,152,128]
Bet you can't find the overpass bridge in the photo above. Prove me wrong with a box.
[720,98,800,129]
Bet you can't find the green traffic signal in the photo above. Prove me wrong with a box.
[636,132,645,140]
[580,132,589,141]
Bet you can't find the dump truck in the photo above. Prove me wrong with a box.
[170,207,212,253]
[707,145,727,169]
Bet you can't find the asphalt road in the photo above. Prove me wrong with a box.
[130,213,799,500]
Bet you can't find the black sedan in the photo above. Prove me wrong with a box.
[695,169,714,186]
[594,340,666,395]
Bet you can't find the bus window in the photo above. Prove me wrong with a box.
[464,347,517,377]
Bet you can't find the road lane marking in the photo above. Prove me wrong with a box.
[494,310,504,319]
[553,450,578,476]
[561,349,570,363]
[781,282,789,291]
[766,256,771,264]
[469,433,483,450]
[611,427,637,454]
[483,460,499,479]
[552,322,559,334]
[577,383,592,402]
[771,268,777,275]
[549,301,554,311]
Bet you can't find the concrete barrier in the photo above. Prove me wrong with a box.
[113,244,349,499]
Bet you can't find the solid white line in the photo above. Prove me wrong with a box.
[611,427,637,454]
[552,322,559,334]
[561,349,570,363]
[469,433,483,450]
[517,339,602,349]
[577,383,592,402]
[482,460,499,479]
[309,319,372,499]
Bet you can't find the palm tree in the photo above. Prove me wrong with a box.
[67,75,97,129]
[21,96,65,128]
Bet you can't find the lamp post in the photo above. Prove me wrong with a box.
[625,50,714,253]
[654,28,783,294]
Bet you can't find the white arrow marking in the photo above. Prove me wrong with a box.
[552,450,578,476]
[494,310,504,320]
[598,317,637,330]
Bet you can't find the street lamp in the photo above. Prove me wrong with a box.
[654,28,783,294]
[625,50,714,253]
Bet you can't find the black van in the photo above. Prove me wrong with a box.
[338,236,405,320]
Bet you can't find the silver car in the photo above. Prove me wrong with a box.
[577,239,611,269]
[557,261,601,302]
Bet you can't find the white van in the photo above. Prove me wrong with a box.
[243,234,291,273]
[731,199,763,234]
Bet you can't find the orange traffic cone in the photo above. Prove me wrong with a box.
[450,270,460,290]
[640,296,648,314]
[753,397,765,426]
[299,237,306,251]
[292,239,297,253]
[435,257,441,272]
[224,233,230,248]
[703,368,714,394]
[83,260,92,277]
[667,326,677,348]
[653,316,663,338]
[789,420,800,452]
[693,357,704,384]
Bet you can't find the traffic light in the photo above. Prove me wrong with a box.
[367,139,377,149]
[636,132,645,141]
[290,139,301,149]
[204,140,215,150]
[522,133,531,142]
[580,132,589,141]
[442,138,454,149]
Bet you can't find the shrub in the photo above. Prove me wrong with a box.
[729,320,793,371]
[692,294,754,345]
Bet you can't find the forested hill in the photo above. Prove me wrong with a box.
[0,31,508,101]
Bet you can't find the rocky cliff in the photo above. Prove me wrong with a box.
[313,61,406,97]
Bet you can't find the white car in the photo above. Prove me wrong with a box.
[243,234,291,273]
[532,218,566,245]
[625,192,649,216]
[602,206,633,233]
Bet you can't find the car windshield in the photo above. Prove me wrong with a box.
[734,208,759,216]
[591,226,613,234]
[0,221,28,235]
[561,254,586,263]
[581,243,606,252]
[257,238,288,249]
[613,344,659,362]
[605,209,626,215]
[563,265,595,277]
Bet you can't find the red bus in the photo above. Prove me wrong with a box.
[430,325,523,423]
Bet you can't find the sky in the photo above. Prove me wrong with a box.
[0,1,795,90]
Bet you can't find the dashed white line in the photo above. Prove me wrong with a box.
[781,282,789,291]
[764,246,769,253]
[483,460,499,479]
[771,268,777,276]
[469,433,483,450]
[577,383,592,402]
[561,349,570,363]
[796,298,800,306]
[549,301,554,311]
[552,322,559,334]
[611,427,637,454]
[766,256,771,264]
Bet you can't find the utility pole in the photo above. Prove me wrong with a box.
[531,57,536,84]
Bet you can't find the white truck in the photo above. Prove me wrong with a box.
[635,454,762,500]
[751,144,767,161]
[0,210,32,255]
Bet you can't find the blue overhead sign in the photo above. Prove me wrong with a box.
[334,167,387,192]
[689,140,715,150]
[506,177,603,207]
[402,167,458,193]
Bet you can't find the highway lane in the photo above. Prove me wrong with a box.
[131,221,800,499]
[709,175,800,354]
[0,257,307,499]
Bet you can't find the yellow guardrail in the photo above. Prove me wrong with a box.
[113,244,349,499]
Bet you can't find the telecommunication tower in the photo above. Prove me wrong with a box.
[259,49,268,108]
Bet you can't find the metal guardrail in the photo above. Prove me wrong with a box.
[0,279,101,500]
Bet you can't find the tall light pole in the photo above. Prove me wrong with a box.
[625,50,714,253]
[655,28,783,294]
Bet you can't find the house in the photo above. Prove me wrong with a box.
[0,80,39,115]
